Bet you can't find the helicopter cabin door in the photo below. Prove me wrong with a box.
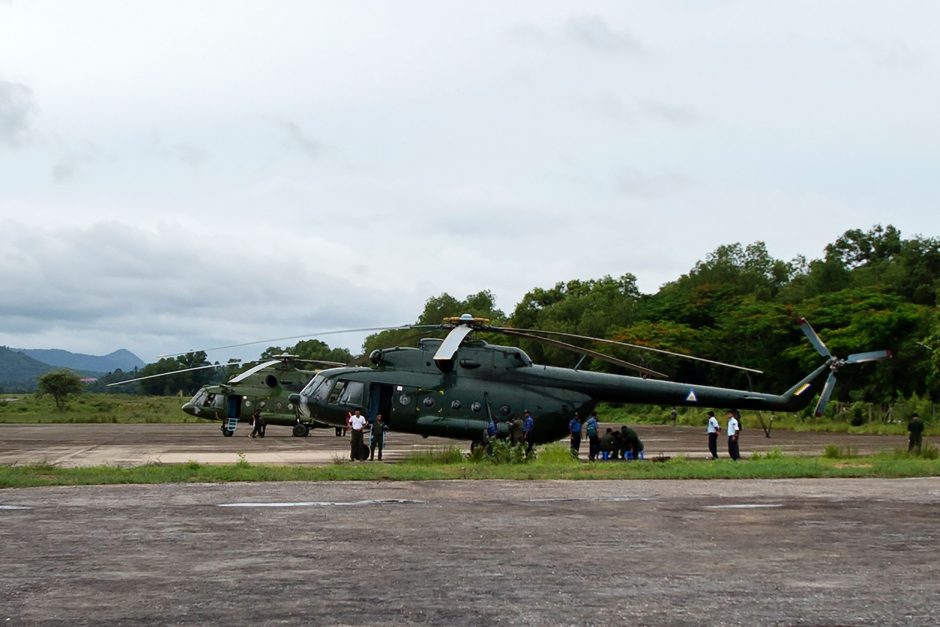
[368,384,396,428]
[226,395,242,420]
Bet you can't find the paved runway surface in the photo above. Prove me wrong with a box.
[0,422,910,467]
[0,424,934,624]
[2,479,938,625]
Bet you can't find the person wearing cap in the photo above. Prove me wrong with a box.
[706,410,720,460]
[726,409,740,460]
[908,413,924,453]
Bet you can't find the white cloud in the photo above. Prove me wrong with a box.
[0,79,35,148]
[0,1,938,363]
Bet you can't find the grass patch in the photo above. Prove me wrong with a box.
[0,394,196,424]
[3,448,940,488]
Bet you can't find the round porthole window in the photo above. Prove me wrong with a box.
[451,400,462,409]
[499,405,511,416]
[423,397,435,408]
[471,402,482,412]
[399,394,412,406]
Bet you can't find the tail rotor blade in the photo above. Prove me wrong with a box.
[814,373,837,417]
[800,318,832,359]
[846,350,892,364]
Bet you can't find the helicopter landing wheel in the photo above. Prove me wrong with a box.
[292,424,310,437]
[359,444,370,460]
[221,429,234,437]
[470,439,485,452]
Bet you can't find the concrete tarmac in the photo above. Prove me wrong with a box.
[0,422,910,467]
[1,479,938,625]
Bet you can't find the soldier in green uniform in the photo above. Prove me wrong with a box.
[908,413,924,453]
[619,425,643,460]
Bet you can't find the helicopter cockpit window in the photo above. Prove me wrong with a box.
[338,381,364,406]
[327,381,346,404]
[326,380,365,406]
[190,389,208,407]
[301,374,330,402]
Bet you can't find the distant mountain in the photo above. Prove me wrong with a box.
[17,348,146,374]
[0,346,54,390]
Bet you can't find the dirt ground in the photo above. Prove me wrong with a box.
[1,479,938,625]
[0,422,912,467]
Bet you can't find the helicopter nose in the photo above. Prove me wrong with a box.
[181,402,198,417]
[289,393,309,418]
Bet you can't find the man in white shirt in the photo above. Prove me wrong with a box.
[706,410,720,460]
[349,409,368,460]
[726,409,740,460]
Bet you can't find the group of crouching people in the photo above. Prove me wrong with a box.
[570,411,644,461]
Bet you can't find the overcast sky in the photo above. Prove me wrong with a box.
[1,1,938,364]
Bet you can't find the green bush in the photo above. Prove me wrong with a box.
[823,444,856,459]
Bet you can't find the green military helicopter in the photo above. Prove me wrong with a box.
[289,315,890,446]
[110,355,343,436]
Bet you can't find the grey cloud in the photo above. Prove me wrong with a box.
[52,142,98,182]
[0,80,36,149]
[563,15,643,55]
[616,168,692,198]
[508,15,644,55]
[637,99,698,124]
[0,221,415,360]
[853,37,928,69]
[279,119,321,159]
[581,94,698,126]
[148,131,209,167]
[506,22,552,46]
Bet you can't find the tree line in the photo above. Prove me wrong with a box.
[107,224,939,407]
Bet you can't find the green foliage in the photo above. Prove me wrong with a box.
[0,394,197,424]
[532,442,580,465]
[402,447,466,465]
[750,448,784,460]
[363,290,505,356]
[261,339,353,365]
[136,352,214,396]
[36,370,84,410]
[465,439,532,464]
[823,444,857,459]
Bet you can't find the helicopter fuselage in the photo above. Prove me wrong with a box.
[293,338,829,445]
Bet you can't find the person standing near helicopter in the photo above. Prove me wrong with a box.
[706,410,720,459]
[523,409,536,455]
[250,407,266,438]
[726,409,740,460]
[349,409,367,460]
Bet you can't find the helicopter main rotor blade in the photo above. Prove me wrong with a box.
[159,325,440,358]
[106,362,238,387]
[498,328,667,379]
[489,326,763,374]
[799,318,833,359]
[814,373,837,417]
[845,350,892,364]
[228,360,283,383]
[434,325,475,361]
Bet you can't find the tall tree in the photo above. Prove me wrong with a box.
[37,370,84,410]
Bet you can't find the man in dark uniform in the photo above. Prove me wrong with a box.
[600,427,617,460]
[523,410,536,456]
[370,413,387,461]
[568,412,582,458]
[908,413,924,453]
[619,425,643,460]
[250,408,265,438]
